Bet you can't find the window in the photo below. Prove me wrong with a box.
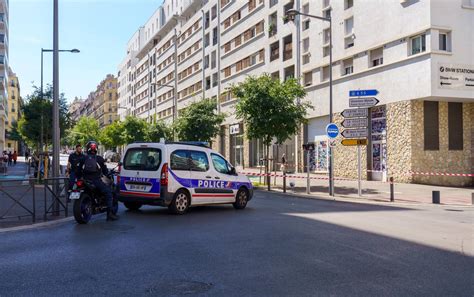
[303,38,309,53]
[344,17,354,35]
[448,102,463,150]
[211,51,217,69]
[205,76,211,90]
[204,33,210,47]
[190,151,209,171]
[205,11,210,29]
[304,72,312,86]
[303,54,310,65]
[211,154,233,174]
[269,13,278,36]
[323,28,330,44]
[270,0,278,7]
[283,35,292,61]
[284,65,294,80]
[342,58,353,75]
[302,3,309,14]
[323,45,330,57]
[370,47,383,67]
[439,31,450,52]
[302,20,310,31]
[124,148,161,171]
[211,5,217,20]
[204,55,209,69]
[212,73,218,87]
[345,0,353,9]
[324,9,331,19]
[171,150,190,170]
[212,27,218,45]
[423,101,439,150]
[321,65,329,81]
[410,34,426,55]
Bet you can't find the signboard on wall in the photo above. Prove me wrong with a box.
[229,124,240,135]
[438,63,474,90]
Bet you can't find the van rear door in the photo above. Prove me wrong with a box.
[120,145,162,198]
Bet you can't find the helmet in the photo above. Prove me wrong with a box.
[86,141,98,154]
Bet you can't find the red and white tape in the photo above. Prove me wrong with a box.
[409,171,474,177]
[238,172,353,181]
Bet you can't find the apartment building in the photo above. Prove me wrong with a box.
[0,0,8,152]
[74,75,118,129]
[117,0,473,186]
[5,68,21,153]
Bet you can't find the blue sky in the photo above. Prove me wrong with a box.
[10,0,163,102]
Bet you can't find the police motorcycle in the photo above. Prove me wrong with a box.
[70,168,119,224]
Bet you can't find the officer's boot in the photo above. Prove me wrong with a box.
[107,209,119,221]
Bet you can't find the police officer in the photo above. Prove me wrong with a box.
[77,141,119,221]
[67,144,84,188]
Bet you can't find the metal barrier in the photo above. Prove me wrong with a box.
[0,178,37,223]
[43,177,69,220]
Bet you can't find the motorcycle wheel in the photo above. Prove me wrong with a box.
[73,193,93,224]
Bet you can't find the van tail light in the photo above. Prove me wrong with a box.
[160,163,168,186]
[76,180,84,188]
[116,164,121,185]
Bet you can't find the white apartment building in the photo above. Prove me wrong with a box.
[117,0,473,186]
[0,0,8,152]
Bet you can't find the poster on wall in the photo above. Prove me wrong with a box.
[312,137,328,172]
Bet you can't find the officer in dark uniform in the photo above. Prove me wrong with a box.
[77,141,119,221]
[67,144,84,188]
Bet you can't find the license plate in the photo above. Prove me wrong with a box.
[69,192,81,200]
[129,184,147,191]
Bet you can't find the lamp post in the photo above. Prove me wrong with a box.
[40,48,80,153]
[286,9,334,196]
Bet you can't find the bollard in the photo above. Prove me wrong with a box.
[283,172,286,193]
[471,193,474,205]
[389,177,394,202]
[267,175,271,191]
[432,191,440,204]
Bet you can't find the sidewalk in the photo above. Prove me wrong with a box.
[241,168,474,206]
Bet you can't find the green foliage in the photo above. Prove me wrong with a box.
[99,121,125,149]
[230,74,311,147]
[66,116,100,147]
[174,98,225,142]
[19,85,71,150]
[121,116,148,144]
[147,121,172,142]
[8,121,23,142]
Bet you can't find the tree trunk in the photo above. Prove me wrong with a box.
[266,144,270,191]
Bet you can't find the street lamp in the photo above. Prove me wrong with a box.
[286,9,335,196]
[39,48,80,152]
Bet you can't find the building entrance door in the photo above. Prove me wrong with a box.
[370,106,387,181]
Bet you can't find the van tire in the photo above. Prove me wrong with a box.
[124,202,142,211]
[169,189,190,215]
[233,188,249,210]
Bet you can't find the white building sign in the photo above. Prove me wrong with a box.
[438,63,474,90]
[230,124,240,135]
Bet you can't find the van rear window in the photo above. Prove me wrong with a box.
[123,148,161,171]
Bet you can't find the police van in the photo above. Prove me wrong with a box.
[117,140,253,214]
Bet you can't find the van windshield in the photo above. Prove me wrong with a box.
[123,148,161,171]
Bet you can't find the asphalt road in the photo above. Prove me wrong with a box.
[0,191,472,297]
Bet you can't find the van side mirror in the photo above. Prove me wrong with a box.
[117,161,122,166]
[229,167,236,175]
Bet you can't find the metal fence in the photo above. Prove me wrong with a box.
[0,177,70,226]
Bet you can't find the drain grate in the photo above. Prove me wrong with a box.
[147,280,213,296]
[444,209,464,212]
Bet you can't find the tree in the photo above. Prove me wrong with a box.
[66,116,101,147]
[146,121,172,142]
[99,121,125,149]
[121,116,148,144]
[18,85,71,151]
[230,74,311,182]
[174,98,225,142]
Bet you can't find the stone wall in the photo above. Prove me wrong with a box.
[411,101,473,187]
[386,100,413,183]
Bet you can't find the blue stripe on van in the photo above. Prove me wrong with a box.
[168,169,252,191]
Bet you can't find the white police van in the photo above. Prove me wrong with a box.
[117,140,253,214]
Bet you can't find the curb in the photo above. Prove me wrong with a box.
[0,216,74,234]
[254,188,474,208]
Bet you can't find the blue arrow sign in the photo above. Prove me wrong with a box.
[326,123,339,139]
[349,89,378,97]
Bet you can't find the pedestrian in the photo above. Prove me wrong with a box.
[25,150,29,162]
[280,153,287,174]
[7,151,12,166]
[67,144,84,189]
[12,151,17,165]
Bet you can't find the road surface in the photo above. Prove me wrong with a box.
[0,191,472,296]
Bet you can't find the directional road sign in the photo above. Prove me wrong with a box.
[341,108,368,118]
[342,118,368,128]
[341,128,368,138]
[326,123,339,139]
[349,97,379,108]
[341,139,367,146]
[349,89,378,97]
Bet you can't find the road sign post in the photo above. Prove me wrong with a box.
[302,143,315,195]
[357,145,361,197]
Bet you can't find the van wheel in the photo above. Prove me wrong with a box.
[233,188,248,210]
[169,189,190,215]
[124,202,142,211]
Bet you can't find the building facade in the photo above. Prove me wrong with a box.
[117,0,473,186]
[5,67,21,153]
[73,74,118,129]
[0,0,8,153]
